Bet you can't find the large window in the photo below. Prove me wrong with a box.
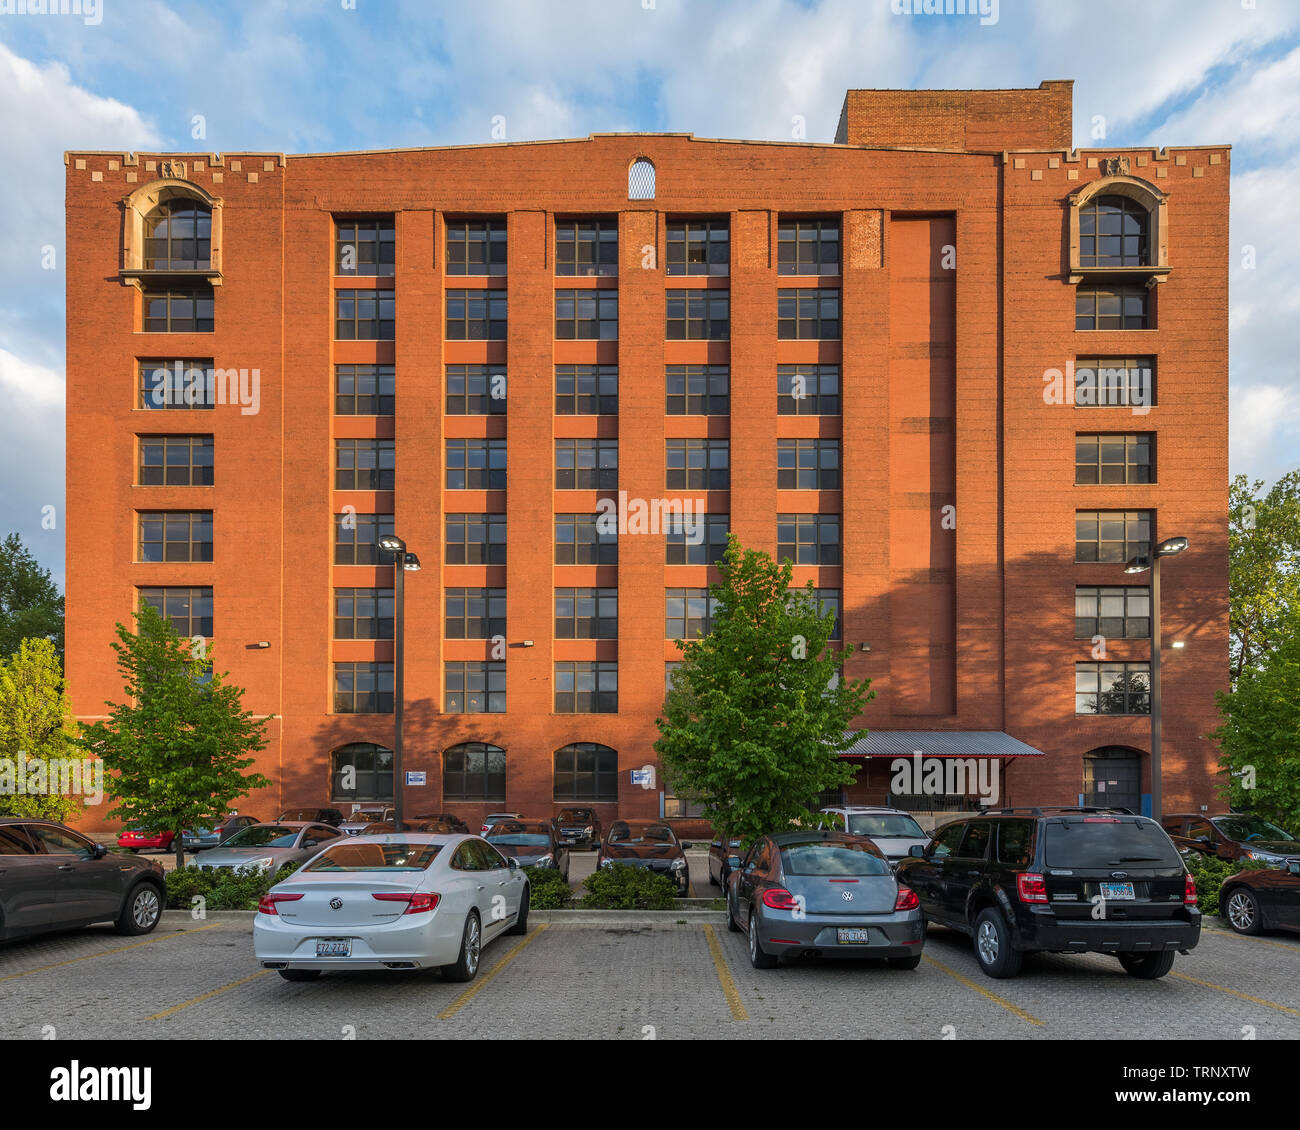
[138,358,215,411]
[445,513,506,564]
[778,288,840,339]
[554,743,618,802]
[335,218,395,276]
[144,200,211,270]
[554,588,618,639]
[138,434,213,486]
[335,290,395,340]
[335,439,395,491]
[446,290,507,339]
[777,513,841,565]
[137,511,212,562]
[778,364,840,415]
[556,220,618,276]
[666,588,716,640]
[555,514,617,564]
[666,439,729,490]
[1075,662,1151,715]
[791,587,841,640]
[446,439,506,490]
[445,588,506,639]
[1074,358,1155,409]
[334,588,394,640]
[666,290,729,340]
[138,587,212,638]
[666,219,729,276]
[446,365,506,415]
[556,439,618,490]
[335,365,395,415]
[1075,434,1153,485]
[555,662,618,714]
[445,663,506,714]
[1075,586,1150,639]
[666,512,728,565]
[331,743,394,803]
[666,365,729,415]
[777,439,841,490]
[443,742,506,801]
[333,662,393,714]
[555,290,618,340]
[1078,196,1149,267]
[334,513,395,565]
[143,287,213,333]
[1076,286,1149,330]
[778,219,840,276]
[445,219,507,276]
[555,365,618,414]
[1075,510,1152,564]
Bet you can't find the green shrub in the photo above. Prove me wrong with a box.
[1182,852,1267,916]
[523,865,572,909]
[165,859,302,911]
[580,863,678,909]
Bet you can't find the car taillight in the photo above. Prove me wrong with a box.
[256,892,303,916]
[761,888,800,911]
[372,892,441,914]
[1184,872,1198,905]
[895,885,920,911]
[480,825,490,835]
[1017,872,1048,903]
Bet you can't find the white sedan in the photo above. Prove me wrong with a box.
[253,833,529,982]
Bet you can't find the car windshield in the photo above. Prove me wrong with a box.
[780,841,891,876]
[1043,819,1182,868]
[1213,816,1294,842]
[223,826,299,848]
[302,842,441,872]
[488,834,551,847]
[558,810,592,822]
[280,810,319,821]
[609,823,675,844]
[346,810,387,822]
[846,813,925,838]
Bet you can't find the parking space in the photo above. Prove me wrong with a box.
[4,912,1300,1040]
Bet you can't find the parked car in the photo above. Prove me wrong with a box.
[556,807,603,850]
[726,830,925,969]
[1162,813,1300,868]
[182,814,259,852]
[359,819,459,836]
[253,832,529,981]
[896,807,1200,980]
[479,812,521,837]
[597,820,692,896]
[116,828,175,853]
[411,813,470,834]
[820,806,930,866]
[0,818,165,941]
[1220,862,1300,935]
[708,836,745,888]
[277,807,346,827]
[487,820,571,881]
[193,822,342,875]
[338,807,395,836]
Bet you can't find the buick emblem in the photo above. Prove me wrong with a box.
[841,890,853,902]
[329,897,344,910]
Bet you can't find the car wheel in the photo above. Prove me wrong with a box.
[726,890,741,932]
[128,848,140,854]
[508,885,530,936]
[888,954,923,971]
[748,910,778,969]
[1118,950,1176,979]
[441,911,482,982]
[1224,887,1263,936]
[114,882,162,936]
[278,969,321,982]
[973,907,1023,979]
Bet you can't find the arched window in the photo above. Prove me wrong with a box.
[331,742,394,802]
[144,198,212,270]
[1079,194,1148,267]
[444,742,506,802]
[628,158,655,201]
[553,742,618,802]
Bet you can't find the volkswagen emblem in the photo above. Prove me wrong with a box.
[329,897,344,910]
[1110,872,1128,880]
[841,890,853,902]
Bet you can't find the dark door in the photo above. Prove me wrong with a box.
[944,821,993,924]
[30,824,124,925]
[0,824,56,936]
[908,821,966,922]
[1084,748,1142,814]
[735,838,772,926]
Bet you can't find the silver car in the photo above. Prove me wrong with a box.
[820,806,931,866]
[338,807,395,837]
[192,821,341,875]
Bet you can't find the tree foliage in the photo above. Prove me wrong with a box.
[0,533,64,659]
[1229,470,1300,684]
[0,637,80,822]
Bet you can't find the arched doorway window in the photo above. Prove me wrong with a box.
[628,158,655,201]
[144,198,212,269]
[1083,746,1143,813]
[553,743,617,802]
[331,742,394,802]
[444,742,506,802]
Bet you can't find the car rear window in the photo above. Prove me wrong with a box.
[779,841,891,877]
[846,813,926,838]
[1043,819,1183,868]
[303,842,442,872]
[0,826,36,855]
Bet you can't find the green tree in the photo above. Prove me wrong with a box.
[654,536,871,845]
[1229,471,1300,684]
[0,533,64,659]
[79,604,272,870]
[1213,604,1300,831]
[0,637,80,823]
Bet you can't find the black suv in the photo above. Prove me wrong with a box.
[895,807,1200,980]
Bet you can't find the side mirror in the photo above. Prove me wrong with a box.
[508,857,518,871]
[908,845,926,859]
[681,841,693,850]
[92,843,108,859]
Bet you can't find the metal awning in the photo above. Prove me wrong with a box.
[840,731,1047,759]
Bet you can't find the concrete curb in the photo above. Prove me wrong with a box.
[163,910,255,922]
[533,910,726,925]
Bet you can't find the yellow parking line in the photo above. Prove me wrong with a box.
[1204,926,1300,952]
[0,923,222,984]
[703,924,748,1021]
[923,954,1044,1026]
[1170,971,1300,1017]
[438,924,549,1021]
[147,970,271,1020]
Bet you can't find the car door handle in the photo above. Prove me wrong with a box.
[476,884,485,892]
[966,870,980,877]
[58,864,74,871]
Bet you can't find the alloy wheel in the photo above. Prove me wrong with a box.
[977,919,999,965]
[1227,891,1255,932]
[132,887,160,929]
[466,916,481,975]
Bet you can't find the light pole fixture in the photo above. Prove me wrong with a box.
[1124,536,1189,822]
[378,534,420,830]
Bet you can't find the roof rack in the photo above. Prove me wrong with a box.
[976,805,1136,817]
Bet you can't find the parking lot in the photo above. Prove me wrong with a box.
[4,905,1299,1040]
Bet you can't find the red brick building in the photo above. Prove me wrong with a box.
[64,80,1229,833]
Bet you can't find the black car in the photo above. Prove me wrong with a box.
[0,818,166,942]
[1220,862,1300,935]
[277,807,346,827]
[708,836,745,889]
[487,820,571,881]
[1162,813,1300,868]
[895,807,1200,979]
[556,807,603,850]
[412,812,470,834]
[597,820,692,896]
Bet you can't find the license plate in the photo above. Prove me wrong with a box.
[1099,882,1135,900]
[837,928,872,944]
[315,939,351,957]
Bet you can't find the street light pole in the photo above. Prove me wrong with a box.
[378,534,420,830]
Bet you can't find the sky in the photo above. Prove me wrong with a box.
[1,0,1297,586]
